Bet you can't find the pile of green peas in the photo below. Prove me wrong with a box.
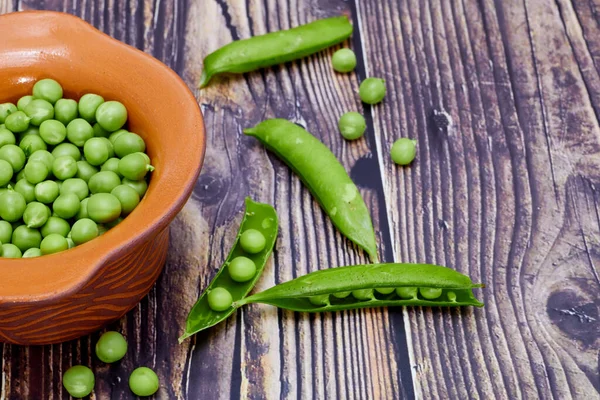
[0,79,153,258]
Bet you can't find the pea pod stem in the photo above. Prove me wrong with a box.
[199,16,353,88]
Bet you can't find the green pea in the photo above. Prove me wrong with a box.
[39,119,67,145]
[108,129,127,144]
[87,193,122,223]
[41,216,70,237]
[14,179,35,203]
[118,153,153,181]
[308,294,330,306]
[93,122,110,138]
[24,161,49,184]
[24,99,54,126]
[0,103,17,124]
[129,367,159,397]
[64,118,93,147]
[447,291,457,302]
[2,243,22,258]
[375,287,395,295]
[34,180,59,204]
[338,112,366,140]
[228,256,257,282]
[419,287,443,300]
[52,143,81,161]
[18,125,40,140]
[101,158,122,176]
[83,137,110,166]
[390,138,416,166]
[396,287,418,299]
[351,289,374,300]
[359,77,386,104]
[5,111,31,133]
[60,178,89,201]
[0,220,12,243]
[207,287,233,311]
[97,224,108,236]
[0,159,13,187]
[0,190,26,222]
[0,126,16,147]
[134,152,151,165]
[95,101,127,132]
[33,78,63,104]
[76,160,99,182]
[17,95,33,111]
[40,233,69,255]
[19,134,47,156]
[53,193,80,219]
[0,144,26,172]
[95,331,127,363]
[113,132,146,158]
[110,184,140,215]
[332,291,351,298]
[23,202,50,228]
[71,218,98,245]
[121,178,148,197]
[76,198,89,220]
[11,225,42,252]
[22,247,42,258]
[62,365,95,398]
[88,171,121,194]
[52,156,78,180]
[331,48,357,73]
[78,93,104,123]
[239,229,266,254]
[28,150,54,170]
[100,137,115,158]
[104,217,123,228]
[53,98,78,125]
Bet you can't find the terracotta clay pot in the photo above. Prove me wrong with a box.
[0,11,205,345]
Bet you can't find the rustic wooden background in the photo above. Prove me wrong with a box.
[1,0,599,398]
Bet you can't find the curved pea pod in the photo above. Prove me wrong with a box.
[235,263,484,312]
[179,198,278,342]
[200,16,353,88]
[244,119,379,262]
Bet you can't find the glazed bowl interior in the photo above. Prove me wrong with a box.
[0,11,205,302]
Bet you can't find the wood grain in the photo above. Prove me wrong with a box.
[1,0,599,399]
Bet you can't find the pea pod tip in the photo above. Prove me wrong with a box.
[198,71,211,88]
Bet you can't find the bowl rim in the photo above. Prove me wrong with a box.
[0,10,206,303]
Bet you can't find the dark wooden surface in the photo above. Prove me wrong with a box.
[1,0,600,399]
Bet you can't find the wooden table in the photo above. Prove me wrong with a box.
[1,0,599,398]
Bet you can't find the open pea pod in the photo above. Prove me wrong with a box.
[179,198,278,342]
[235,263,484,312]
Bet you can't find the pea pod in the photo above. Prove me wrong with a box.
[235,263,484,311]
[200,16,353,88]
[244,119,378,262]
[179,198,278,341]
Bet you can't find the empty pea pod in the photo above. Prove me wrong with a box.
[244,118,378,262]
[199,16,353,88]
[235,263,484,312]
[179,198,278,342]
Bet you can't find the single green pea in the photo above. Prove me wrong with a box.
[0,127,16,147]
[331,48,357,73]
[227,256,257,282]
[375,287,395,295]
[52,156,78,180]
[359,77,386,104]
[95,101,127,132]
[308,294,330,306]
[396,287,418,299]
[351,289,374,300]
[54,98,79,125]
[76,160,99,182]
[108,129,127,144]
[447,291,457,302]
[19,134,47,156]
[15,169,25,182]
[239,229,266,254]
[110,184,140,215]
[41,216,70,237]
[93,122,110,138]
[95,331,127,363]
[53,193,80,219]
[65,118,94,147]
[39,119,67,145]
[24,161,49,184]
[118,153,153,181]
[113,132,146,158]
[134,152,151,165]
[33,78,63,104]
[18,125,40,139]
[0,159,13,187]
[76,198,89,220]
[60,178,89,201]
[71,218,98,245]
[0,220,12,244]
[87,193,122,223]
[338,112,366,140]
[0,103,17,124]
[129,367,159,397]
[84,137,110,166]
[0,190,26,222]
[24,99,54,126]
[17,95,33,111]
[390,138,417,166]
[419,287,443,300]
[67,236,76,249]
[11,225,42,252]
[207,287,233,311]
[14,179,35,203]
[101,158,122,177]
[332,291,351,299]
[0,144,26,172]
[2,243,22,258]
[22,247,42,258]
[122,178,148,197]
[52,143,81,161]
[62,365,95,398]
[5,111,31,133]
[23,201,50,228]
[28,150,54,170]
[40,233,69,255]
[78,93,104,123]
[89,171,121,194]
[34,180,60,204]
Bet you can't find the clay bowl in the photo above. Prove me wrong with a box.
[0,11,205,345]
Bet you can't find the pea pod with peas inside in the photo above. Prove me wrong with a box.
[244,118,379,262]
[234,263,484,311]
[179,197,278,341]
